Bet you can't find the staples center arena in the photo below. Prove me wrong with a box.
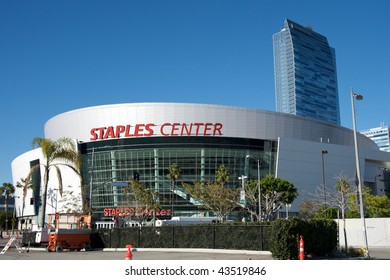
[12,103,390,227]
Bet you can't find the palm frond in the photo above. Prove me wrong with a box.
[53,165,64,196]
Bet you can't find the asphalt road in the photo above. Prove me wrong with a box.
[1,236,389,260]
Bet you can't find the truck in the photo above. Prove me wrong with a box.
[155,216,222,226]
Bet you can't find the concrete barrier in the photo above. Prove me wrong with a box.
[337,218,390,248]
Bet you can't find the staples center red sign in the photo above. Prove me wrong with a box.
[90,122,223,141]
[104,207,171,217]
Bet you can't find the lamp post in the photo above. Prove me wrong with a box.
[238,175,247,204]
[257,159,262,221]
[374,175,382,196]
[351,87,370,258]
[238,175,247,222]
[89,147,95,211]
[321,150,328,216]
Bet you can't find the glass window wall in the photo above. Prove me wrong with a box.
[80,137,277,220]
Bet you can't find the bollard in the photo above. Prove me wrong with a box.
[299,235,304,260]
[125,244,133,260]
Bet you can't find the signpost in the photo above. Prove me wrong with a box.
[238,175,247,206]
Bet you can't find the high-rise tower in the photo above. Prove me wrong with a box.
[273,19,340,125]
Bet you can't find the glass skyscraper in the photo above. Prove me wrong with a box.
[273,19,340,125]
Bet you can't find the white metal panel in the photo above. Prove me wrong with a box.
[44,102,377,149]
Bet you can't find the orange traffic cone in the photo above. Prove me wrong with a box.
[125,244,133,260]
[299,235,304,260]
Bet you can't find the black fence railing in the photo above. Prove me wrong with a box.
[91,224,272,251]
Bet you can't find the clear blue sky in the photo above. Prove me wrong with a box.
[1,0,389,185]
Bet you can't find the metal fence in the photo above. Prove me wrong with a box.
[91,224,272,251]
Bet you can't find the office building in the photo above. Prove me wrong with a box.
[273,19,340,125]
[361,124,390,152]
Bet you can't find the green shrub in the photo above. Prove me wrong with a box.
[270,218,337,260]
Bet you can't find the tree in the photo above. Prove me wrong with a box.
[183,164,240,221]
[166,163,181,217]
[243,179,261,221]
[16,178,34,229]
[215,164,229,187]
[58,186,83,214]
[347,186,390,218]
[365,195,390,217]
[123,179,161,226]
[300,174,351,220]
[1,182,15,232]
[25,137,81,228]
[16,178,34,228]
[183,180,239,221]
[335,174,351,252]
[299,200,318,218]
[260,175,298,221]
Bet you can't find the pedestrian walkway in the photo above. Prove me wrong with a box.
[0,236,272,260]
[1,236,389,260]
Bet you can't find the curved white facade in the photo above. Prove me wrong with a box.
[12,148,82,225]
[44,102,376,149]
[12,103,390,225]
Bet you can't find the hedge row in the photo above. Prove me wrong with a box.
[270,217,337,259]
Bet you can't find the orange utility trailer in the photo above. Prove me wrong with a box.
[46,213,92,252]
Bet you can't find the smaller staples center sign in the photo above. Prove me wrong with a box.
[104,207,171,217]
[90,122,223,141]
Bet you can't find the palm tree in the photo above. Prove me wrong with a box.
[25,137,81,228]
[215,164,229,188]
[16,178,34,229]
[0,182,15,233]
[166,163,181,217]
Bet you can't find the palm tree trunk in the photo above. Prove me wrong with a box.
[40,169,49,228]
[5,198,8,233]
[171,180,175,218]
[343,224,348,253]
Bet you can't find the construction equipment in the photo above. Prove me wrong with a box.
[46,213,92,252]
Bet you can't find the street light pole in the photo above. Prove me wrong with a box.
[238,175,247,223]
[238,175,247,193]
[374,175,382,196]
[89,147,95,211]
[351,87,370,258]
[257,159,261,221]
[321,150,328,216]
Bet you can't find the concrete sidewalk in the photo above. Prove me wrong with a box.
[2,236,389,260]
[0,236,273,260]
